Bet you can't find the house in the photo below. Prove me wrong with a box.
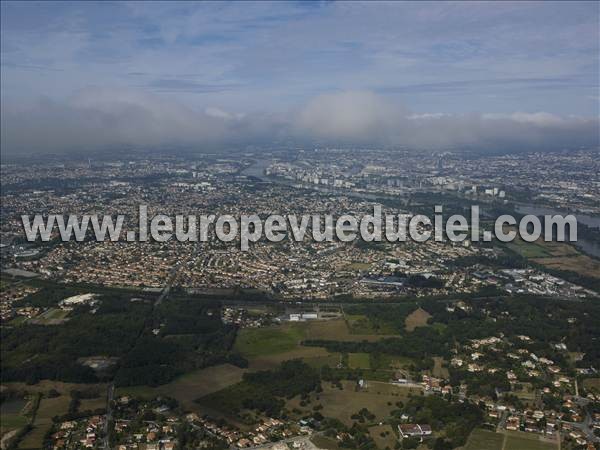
[398,424,432,439]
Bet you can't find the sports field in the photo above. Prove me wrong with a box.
[234,323,306,358]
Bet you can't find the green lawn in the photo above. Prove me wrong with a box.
[234,324,306,358]
[504,432,557,450]
[463,429,504,450]
[0,414,29,435]
[507,241,551,258]
[348,353,370,369]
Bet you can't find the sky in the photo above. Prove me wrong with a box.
[1,1,599,155]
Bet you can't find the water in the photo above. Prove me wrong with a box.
[515,204,600,229]
[241,162,600,258]
[515,203,600,258]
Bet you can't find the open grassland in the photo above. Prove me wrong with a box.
[513,382,538,404]
[2,380,107,397]
[235,323,306,358]
[507,241,552,258]
[345,314,396,335]
[29,307,70,325]
[348,353,371,369]
[368,424,398,450]
[116,364,246,412]
[1,413,28,436]
[533,255,600,278]
[583,377,600,391]
[463,429,504,450]
[288,380,419,426]
[507,234,600,279]
[78,397,107,412]
[303,352,342,369]
[18,395,70,450]
[247,346,333,370]
[404,307,432,332]
[431,357,449,378]
[305,319,396,342]
[346,262,372,271]
[503,431,557,450]
[311,435,340,450]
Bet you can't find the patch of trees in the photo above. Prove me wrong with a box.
[403,395,483,448]
[198,360,321,418]
[304,326,450,360]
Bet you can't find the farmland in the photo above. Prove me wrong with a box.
[404,307,432,331]
[234,323,306,358]
[116,364,246,413]
[463,429,504,450]
[504,431,557,450]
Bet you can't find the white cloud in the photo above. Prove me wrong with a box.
[1,89,598,156]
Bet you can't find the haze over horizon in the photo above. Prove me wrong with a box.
[1,1,599,155]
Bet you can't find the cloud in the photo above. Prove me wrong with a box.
[1,89,598,157]
[293,91,599,150]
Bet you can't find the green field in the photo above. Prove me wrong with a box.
[583,377,600,391]
[234,323,306,358]
[463,429,504,450]
[504,432,557,450]
[507,240,551,258]
[0,414,29,436]
[311,435,340,450]
[346,315,396,335]
[348,353,370,369]
[19,395,70,450]
[369,424,398,450]
[116,364,246,413]
[287,380,419,426]
[30,307,70,325]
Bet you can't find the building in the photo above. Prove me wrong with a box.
[398,424,432,439]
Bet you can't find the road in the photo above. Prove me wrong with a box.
[102,383,115,449]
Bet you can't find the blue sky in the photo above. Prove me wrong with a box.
[1,1,599,154]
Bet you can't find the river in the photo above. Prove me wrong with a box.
[515,204,600,258]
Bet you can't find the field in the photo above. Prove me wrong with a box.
[346,262,372,271]
[507,241,552,258]
[235,319,391,370]
[368,424,398,450]
[513,382,538,404]
[583,377,600,391]
[305,319,395,342]
[533,255,600,278]
[35,307,70,324]
[311,435,340,450]
[2,380,107,396]
[507,235,600,279]
[431,357,449,378]
[288,380,419,426]
[248,346,334,370]
[116,364,246,413]
[503,431,557,450]
[463,429,504,450]
[234,323,306,358]
[1,413,28,436]
[404,307,432,332]
[348,353,370,369]
[79,397,107,412]
[18,395,70,450]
